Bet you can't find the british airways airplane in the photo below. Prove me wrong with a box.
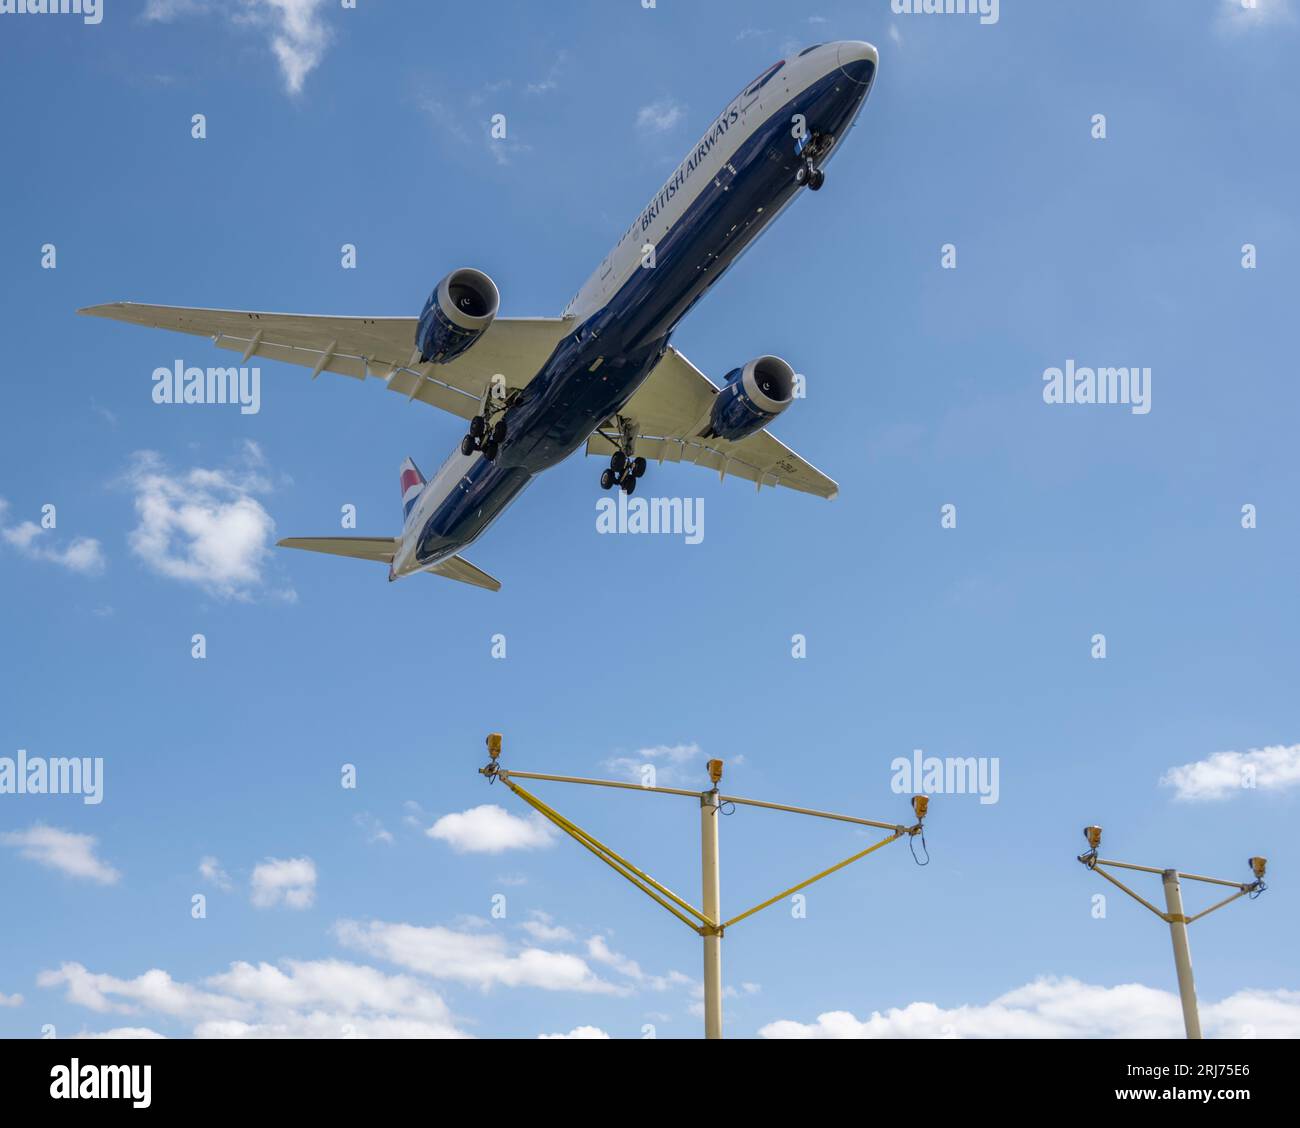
[80,41,878,591]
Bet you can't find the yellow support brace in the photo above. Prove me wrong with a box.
[721,829,906,930]
[503,777,712,934]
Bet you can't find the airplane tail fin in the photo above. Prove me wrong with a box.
[400,456,426,521]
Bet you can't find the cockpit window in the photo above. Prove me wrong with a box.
[742,60,785,98]
[798,44,823,57]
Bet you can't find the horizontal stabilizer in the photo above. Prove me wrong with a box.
[277,537,500,591]
[427,554,502,592]
[277,537,398,563]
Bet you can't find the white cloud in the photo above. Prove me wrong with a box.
[520,911,573,944]
[0,825,120,885]
[37,963,247,1019]
[426,804,555,854]
[636,99,687,135]
[0,992,23,1007]
[1217,0,1295,34]
[143,0,334,95]
[602,742,705,786]
[0,498,105,576]
[525,50,568,96]
[78,1026,166,1039]
[121,444,287,601]
[41,957,463,1039]
[539,1025,610,1039]
[889,24,903,46]
[586,936,692,993]
[199,856,233,892]
[354,812,394,846]
[335,919,623,995]
[1159,742,1300,801]
[758,977,1300,1038]
[249,857,316,910]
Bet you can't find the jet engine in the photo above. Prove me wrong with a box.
[415,268,500,364]
[704,355,796,442]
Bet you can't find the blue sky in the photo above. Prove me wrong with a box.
[1,0,1297,1039]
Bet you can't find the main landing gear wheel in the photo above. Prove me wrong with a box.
[796,158,825,191]
[462,411,508,461]
[599,444,645,492]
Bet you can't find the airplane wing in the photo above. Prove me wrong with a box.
[77,302,571,422]
[586,346,838,500]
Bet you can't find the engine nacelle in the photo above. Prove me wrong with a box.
[705,355,796,442]
[415,268,500,364]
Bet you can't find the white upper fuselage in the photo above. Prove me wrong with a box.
[392,40,878,579]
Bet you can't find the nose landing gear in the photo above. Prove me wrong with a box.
[796,159,826,191]
[794,131,830,192]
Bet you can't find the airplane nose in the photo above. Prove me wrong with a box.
[837,40,878,85]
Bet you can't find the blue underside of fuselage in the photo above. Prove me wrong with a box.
[415,59,875,566]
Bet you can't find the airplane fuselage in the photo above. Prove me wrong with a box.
[393,42,877,578]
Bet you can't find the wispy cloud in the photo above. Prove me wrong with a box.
[1,825,120,885]
[143,0,335,96]
[199,856,233,892]
[335,919,623,994]
[1216,0,1295,34]
[354,812,395,846]
[602,742,710,787]
[1159,742,1300,801]
[525,50,569,96]
[0,992,24,1008]
[520,911,574,944]
[636,99,687,136]
[0,498,105,576]
[426,804,554,854]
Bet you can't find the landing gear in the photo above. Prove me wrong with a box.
[461,404,510,462]
[796,158,825,191]
[795,131,829,192]
[597,418,647,494]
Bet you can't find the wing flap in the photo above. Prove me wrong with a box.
[593,347,838,500]
[79,302,572,423]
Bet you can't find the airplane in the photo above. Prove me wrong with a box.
[79,41,879,592]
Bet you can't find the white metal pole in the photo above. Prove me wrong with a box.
[701,790,723,1040]
[1162,868,1202,1039]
